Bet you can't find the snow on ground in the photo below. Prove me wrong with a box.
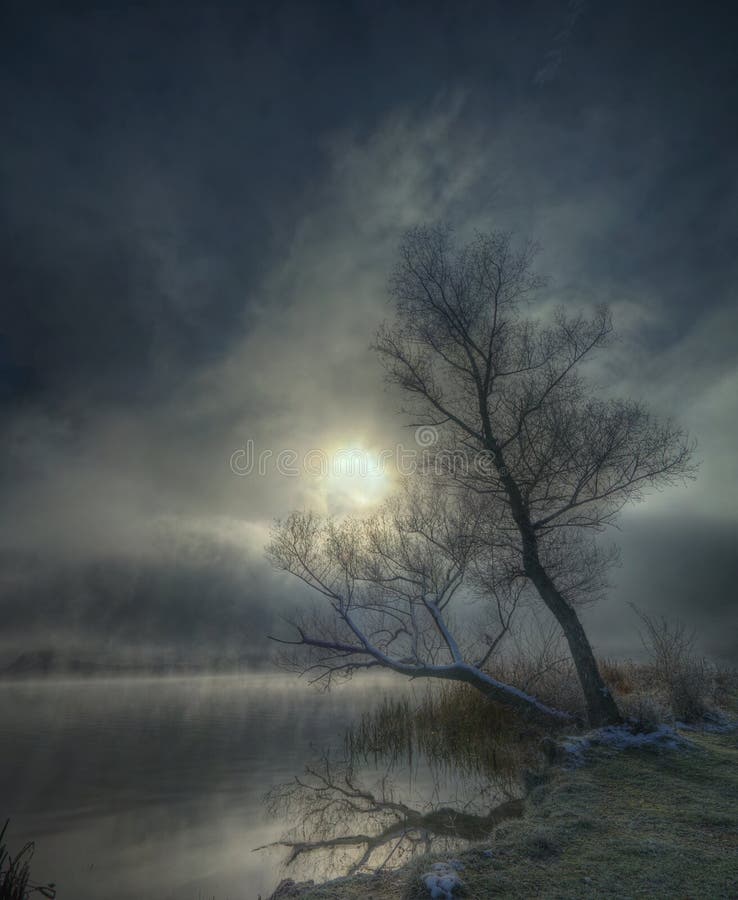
[676,711,738,733]
[558,723,694,767]
[421,860,465,898]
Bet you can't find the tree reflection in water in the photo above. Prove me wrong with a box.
[257,689,540,880]
[257,754,524,877]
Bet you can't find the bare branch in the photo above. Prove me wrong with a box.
[267,483,571,722]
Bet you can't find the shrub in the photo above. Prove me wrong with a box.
[632,606,715,722]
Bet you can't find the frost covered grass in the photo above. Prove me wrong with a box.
[554,721,696,768]
[603,656,737,726]
[268,710,738,899]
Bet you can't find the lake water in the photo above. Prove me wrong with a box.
[0,673,520,899]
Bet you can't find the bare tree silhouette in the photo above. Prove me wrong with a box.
[372,225,696,725]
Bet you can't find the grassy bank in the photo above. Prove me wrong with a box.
[271,724,738,899]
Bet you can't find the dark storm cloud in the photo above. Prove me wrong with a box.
[0,1,736,661]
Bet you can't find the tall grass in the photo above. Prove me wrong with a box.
[345,683,542,781]
[0,820,55,900]
[346,625,736,761]
[484,609,737,727]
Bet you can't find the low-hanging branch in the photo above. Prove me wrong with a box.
[267,490,573,723]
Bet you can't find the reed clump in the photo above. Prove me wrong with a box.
[345,684,541,778]
[0,820,56,900]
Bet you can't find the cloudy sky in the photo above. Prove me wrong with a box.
[1,1,736,664]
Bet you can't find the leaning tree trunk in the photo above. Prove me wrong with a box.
[524,552,622,727]
[496,458,622,727]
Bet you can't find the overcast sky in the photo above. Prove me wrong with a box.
[1,1,736,664]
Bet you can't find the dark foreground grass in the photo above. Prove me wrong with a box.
[271,726,738,899]
[0,820,56,900]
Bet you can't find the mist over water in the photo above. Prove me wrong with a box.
[0,672,518,899]
[1,674,372,898]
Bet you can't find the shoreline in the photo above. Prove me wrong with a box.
[265,720,738,899]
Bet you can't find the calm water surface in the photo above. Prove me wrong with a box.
[0,673,508,899]
[0,674,398,898]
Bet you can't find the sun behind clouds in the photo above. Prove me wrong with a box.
[318,441,393,512]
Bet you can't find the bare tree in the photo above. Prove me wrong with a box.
[267,485,571,722]
[374,225,697,726]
